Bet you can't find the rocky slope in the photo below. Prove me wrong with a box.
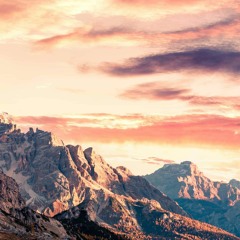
[145,161,240,236]
[0,168,127,240]
[0,114,186,218]
[0,169,70,239]
[145,161,240,204]
[56,197,240,240]
[0,114,239,239]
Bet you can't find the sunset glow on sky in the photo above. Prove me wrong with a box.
[1,0,240,181]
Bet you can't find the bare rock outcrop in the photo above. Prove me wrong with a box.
[0,170,70,239]
[145,161,240,204]
[144,161,240,237]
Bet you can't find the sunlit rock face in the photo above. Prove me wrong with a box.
[145,161,240,237]
[0,170,69,239]
[0,116,186,225]
[145,161,240,204]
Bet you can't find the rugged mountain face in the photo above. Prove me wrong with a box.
[0,170,70,239]
[0,167,25,213]
[0,115,186,218]
[230,179,240,189]
[0,114,239,239]
[144,161,240,237]
[145,161,240,204]
[56,200,240,240]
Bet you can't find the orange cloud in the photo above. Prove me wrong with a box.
[0,1,55,21]
[14,114,240,149]
[35,28,138,47]
[0,0,238,47]
[0,3,23,19]
[0,0,61,39]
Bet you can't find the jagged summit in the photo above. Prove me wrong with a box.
[0,112,16,136]
[0,112,13,124]
[116,166,133,176]
[230,179,240,189]
[0,119,189,237]
[161,161,201,178]
[144,162,240,237]
[145,161,240,203]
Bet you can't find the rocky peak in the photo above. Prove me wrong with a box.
[161,161,201,178]
[145,161,240,204]
[84,147,105,165]
[0,113,16,136]
[230,179,240,189]
[116,166,133,176]
[0,112,13,124]
[180,161,201,176]
[33,128,63,147]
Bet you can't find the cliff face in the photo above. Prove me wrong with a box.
[145,161,240,204]
[0,167,25,213]
[0,119,185,218]
[144,161,240,237]
[0,170,69,239]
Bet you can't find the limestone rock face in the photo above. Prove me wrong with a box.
[144,161,240,237]
[0,119,190,236]
[0,167,25,213]
[0,170,70,239]
[145,161,240,204]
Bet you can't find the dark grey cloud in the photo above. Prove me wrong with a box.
[101,48,240,76]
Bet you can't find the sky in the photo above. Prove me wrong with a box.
[1,0,240,181]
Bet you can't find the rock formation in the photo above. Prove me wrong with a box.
[0,169,70,239]
[145,161,240,236]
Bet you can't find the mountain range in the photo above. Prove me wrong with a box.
[0,113,239,239]
[145,161,240,237]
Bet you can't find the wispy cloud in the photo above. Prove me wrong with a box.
[142,157,175,165]
[34,17,240,49]
[120,82,190,100]
[34,27,136,48]
[120,81,240,111]
[0,0,237,52]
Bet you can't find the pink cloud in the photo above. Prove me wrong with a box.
[14,114,240,149]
